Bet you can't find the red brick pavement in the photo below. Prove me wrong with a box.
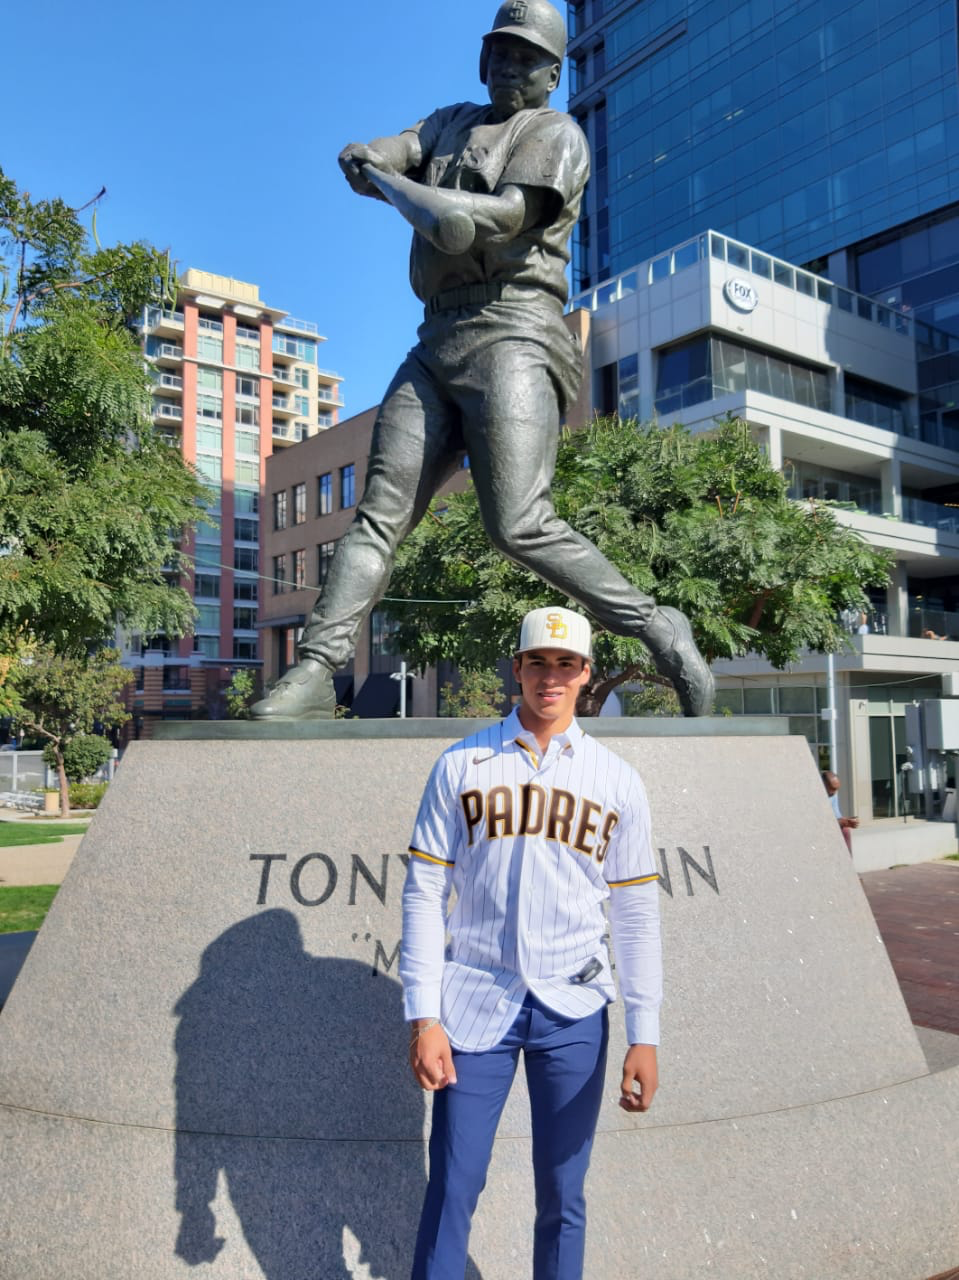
[859,860,959,1035]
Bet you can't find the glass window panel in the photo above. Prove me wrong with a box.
[795,272,815,297]
[235,459,260,484]
[816,281,833,303]
[710,234,726,260]
[743,687,773,714]
[773,262,794,287]
[727,241,749,268]
[837,288,854,312]
[713,688,744,714]
[750,251,772,278]
[777,686,815,714]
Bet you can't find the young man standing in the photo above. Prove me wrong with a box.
[401,606,662,1280]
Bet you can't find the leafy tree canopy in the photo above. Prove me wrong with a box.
[0,168,206,655]
[383,416,893,713]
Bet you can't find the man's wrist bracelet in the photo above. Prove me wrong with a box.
[409,1018,441,1043]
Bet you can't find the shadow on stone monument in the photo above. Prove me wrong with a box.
[172,910,481,1279]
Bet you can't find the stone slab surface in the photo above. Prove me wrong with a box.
[0,732,956,1278]
[2,1064,957,1279]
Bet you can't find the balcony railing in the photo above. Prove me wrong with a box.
[153,343,184,361]
[570,229,916,343]
[908,607,959,640]
[152,402,183,420]
[902,497,959,535]
[152,372,183,391]
[144,307,184,330]
[317,386,345,406]
[276,316,318,335]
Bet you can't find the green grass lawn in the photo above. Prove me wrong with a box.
[0,821,89,847]
[0,885,59,932]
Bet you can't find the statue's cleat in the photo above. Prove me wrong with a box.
[250,659,337,721]
[640,606,714,717]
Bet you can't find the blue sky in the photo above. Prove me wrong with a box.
[4,0,570,416]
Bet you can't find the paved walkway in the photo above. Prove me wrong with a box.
[859,860,959,1035]
[0,821,87,887]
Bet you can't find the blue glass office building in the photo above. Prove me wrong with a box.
[568,0,959,318]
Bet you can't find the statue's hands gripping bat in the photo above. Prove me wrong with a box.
[361,165,477,255]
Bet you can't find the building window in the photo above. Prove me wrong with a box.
[194,635,220,658]
[195,454,222,483]
[317,540,336,586]
[294,367,310,389]
[235,488,259,514]
[233,638,258,661]
[273,491,288,530]
[196,603,220,631]
[340,463,355,508]
[235,430,259,458]
[194,573,221,599]
[235,375,259,400]
[234,547,258,573]
[318,472,333,515]
[233,606,258,631]
[197,335,223,363]
[235,344,259,370]
[196,424,223,453]
[292,548,306,588]
[235,404,260,428]
[235,459,260,484]
[194,544,221,569]
[292,482,306,524]
[234,517,258,543]
[197,367,222,390]
[234,577,258,602]
[197,394,222,422]
[273,553,288,594]
[294,394,310,417]
[370,608,399,657]
[162,665,191,690]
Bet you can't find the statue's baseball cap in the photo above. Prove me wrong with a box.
[515,607,592,661]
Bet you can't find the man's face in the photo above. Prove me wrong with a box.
[486,35,560,119]
[513,648,590,732]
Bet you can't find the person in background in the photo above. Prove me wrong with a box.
[821,770,858,854]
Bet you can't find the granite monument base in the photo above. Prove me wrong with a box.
[1,724,956,1279]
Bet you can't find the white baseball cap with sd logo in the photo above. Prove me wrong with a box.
[514,606,592,661]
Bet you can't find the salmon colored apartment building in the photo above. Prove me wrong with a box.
[125,269,343,734]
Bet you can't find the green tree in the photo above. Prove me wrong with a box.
[0,168,207,656]
[224,669,257,720]
[383,416,893,714]
[43,732,112,783]
[11,646,131,817]
[439,668,505,718]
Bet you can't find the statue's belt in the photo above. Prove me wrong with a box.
[424,282,554,316]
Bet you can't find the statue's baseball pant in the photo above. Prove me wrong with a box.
[297,298,657,670]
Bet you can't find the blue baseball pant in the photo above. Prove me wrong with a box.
[411,995,609,1280]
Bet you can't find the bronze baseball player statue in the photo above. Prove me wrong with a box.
[252,0,713,722]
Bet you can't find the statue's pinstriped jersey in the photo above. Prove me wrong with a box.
[400,707,663,1052]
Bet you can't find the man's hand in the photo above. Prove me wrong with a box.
[619,1043,658,1113]
[409,1020,458,1091]
[338,143,395,198]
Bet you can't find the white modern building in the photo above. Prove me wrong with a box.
[574,230,959,824]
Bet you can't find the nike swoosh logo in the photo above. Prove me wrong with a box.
[473,753,495,764]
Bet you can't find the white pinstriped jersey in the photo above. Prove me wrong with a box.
[400,707,662,1052]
